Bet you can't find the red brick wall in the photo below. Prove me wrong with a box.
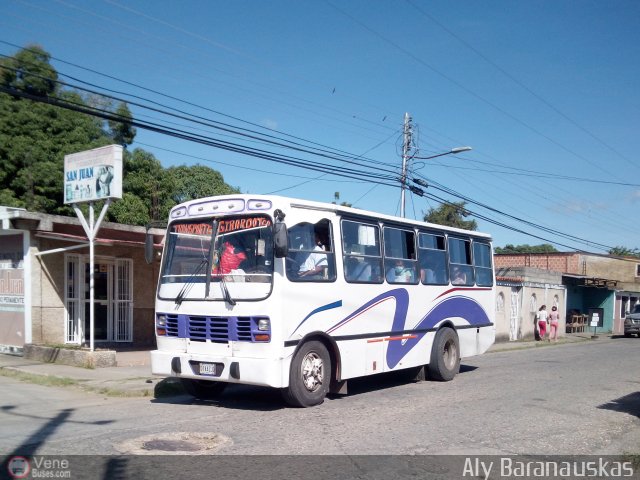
[494,253,580,274]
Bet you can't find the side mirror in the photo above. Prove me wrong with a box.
[144,231,154,264]
[274,223,288,258]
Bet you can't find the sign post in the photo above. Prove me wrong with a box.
[64,145,122,351]
[588,308,604,340]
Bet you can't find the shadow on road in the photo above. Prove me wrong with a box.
[151,364,479,410]
[151,384,285,411]
[597,391,640,418]
[1,405,115,458]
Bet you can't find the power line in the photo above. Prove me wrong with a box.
[326,0,631,183]
[0,58,628,253]
[0,83,401,188]
[411,173,617,252]
[405,0,640,171]
[410,161,640,188]
[0,61,405,185]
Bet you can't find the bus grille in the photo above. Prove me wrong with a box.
[161,314,268,343]
[165,315,179,336]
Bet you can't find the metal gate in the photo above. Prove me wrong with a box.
[509,287,520,341]
[65,255,133,343]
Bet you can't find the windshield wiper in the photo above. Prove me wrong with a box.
[204,220,236,305]
[175,259,208,306]
[219,274,236,306]
[205,220,218,299]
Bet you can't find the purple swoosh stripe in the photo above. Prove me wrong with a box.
[327,288,409,334]
[386,296,490,368]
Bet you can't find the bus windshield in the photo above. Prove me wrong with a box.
[158,215,274,301]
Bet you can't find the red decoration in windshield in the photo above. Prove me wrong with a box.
[213,241,247,275]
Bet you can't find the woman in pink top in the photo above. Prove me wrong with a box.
[548,305,560,342]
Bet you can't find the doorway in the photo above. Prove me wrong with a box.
[84,262,110,342]
[65,255,132,344]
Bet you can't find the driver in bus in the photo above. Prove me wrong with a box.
[298,233,328,278]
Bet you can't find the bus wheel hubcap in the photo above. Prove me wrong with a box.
[443,340,457,369]
[301,352,323,392]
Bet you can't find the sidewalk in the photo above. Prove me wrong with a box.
[487,332,603,353]
[0,334,614,397]
[0,349,179,398]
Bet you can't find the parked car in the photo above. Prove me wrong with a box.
[624,304,640,337]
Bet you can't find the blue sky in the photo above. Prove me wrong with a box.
[1,0,639,251]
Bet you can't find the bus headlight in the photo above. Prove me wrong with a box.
[156,314,167,336]
[255,318,270,342]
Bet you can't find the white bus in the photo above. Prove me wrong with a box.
[150,194,495,407]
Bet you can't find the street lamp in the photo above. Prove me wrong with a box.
[413,146,472,160]
[399,146,472,217]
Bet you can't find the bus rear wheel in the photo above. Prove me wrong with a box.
[282,340,331,407]
[428,327,460,381]
[180,378,227,400]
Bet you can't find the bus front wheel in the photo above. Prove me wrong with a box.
[428,327,460,381]
[180,378,227,400]
[282,340,331,407]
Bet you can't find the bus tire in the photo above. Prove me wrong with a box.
[428,327,460,382]
[180,378,227,400]
[282,340,331,407]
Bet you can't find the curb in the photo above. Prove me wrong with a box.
[0,364,184,398]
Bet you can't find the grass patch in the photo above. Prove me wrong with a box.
[621,453,640,470]
[0,367,79,387]
[0,366,182,399]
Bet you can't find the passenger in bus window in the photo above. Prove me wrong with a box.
[421,267,437,284]
[298,233,328,278]
[386,259,415,283]
[346,257,372,282]
[451,265,467,285]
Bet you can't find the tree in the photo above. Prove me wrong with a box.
[424,201,477,230]
[0,87,108,214]
[166,165,239,205]
[108,102,136,147]
[495,244,559,254]
[608,246,640,259]
[0,44,240,226]
[0,44,57,96]
[0,46,115,214]
[108,193,151,226]
[119,148,166,221]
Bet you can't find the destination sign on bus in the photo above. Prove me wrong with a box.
[173,216,272,236]
[218,217,271,234]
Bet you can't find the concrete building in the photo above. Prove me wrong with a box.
[0,206,164,354]
[495,252,640,334]
[495,267,566,342]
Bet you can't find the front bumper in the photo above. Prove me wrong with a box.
[624,323,640,335]
[150,349,288,388]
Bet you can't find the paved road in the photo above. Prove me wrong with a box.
[1,337,639,457]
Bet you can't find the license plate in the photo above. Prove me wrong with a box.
[199,362,217,375]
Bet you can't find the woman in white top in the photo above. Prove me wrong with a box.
[536,305,548,340]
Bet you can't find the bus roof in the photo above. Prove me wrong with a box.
[170,194,492,241]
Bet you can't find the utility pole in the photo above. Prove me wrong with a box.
[400,112,413,218]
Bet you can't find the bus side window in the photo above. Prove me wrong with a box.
[473,241,493,286]
[342,220,383,284]
[448,237,474,286]
[418,232,448,285]
[383,227,418,285]
[286,219,336,282]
